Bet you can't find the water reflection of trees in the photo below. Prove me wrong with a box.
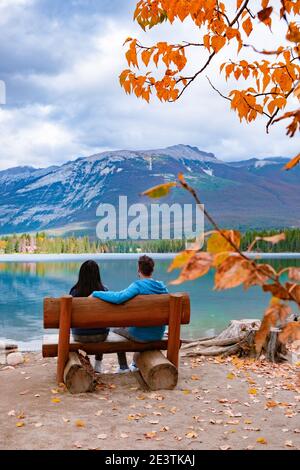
[0,262,81,278]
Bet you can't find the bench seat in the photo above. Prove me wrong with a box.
[43,332,169,358]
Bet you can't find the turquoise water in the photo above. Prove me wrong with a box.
[0,258,299,350]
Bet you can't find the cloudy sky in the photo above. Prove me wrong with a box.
[0,0,298,170]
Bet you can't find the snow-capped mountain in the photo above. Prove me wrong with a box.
[0,144,299,235]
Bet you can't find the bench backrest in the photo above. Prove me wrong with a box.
[44,293,190,329]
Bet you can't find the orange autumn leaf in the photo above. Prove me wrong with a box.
[285,282,300,303]
[144,431,157,439]
[284,153,300,170]
[257,7,273,23]
[168,250,196,272]
[215,256,252,290]
[242,17,253,37]
[51,398,61,404]
[265,400,278,408]
[256,233,286,245]
[141,49,153,66]
[207,230,241,266]
[227,372,235,380]
[243,263,276,290]
[286,22,300,43]
[256,437,267,444]
[142,182,177,198]
[170,252,213,285]
[16,422,25,428]
[75,420,85,428]
[211,35,226,53]
[263,283,291,301]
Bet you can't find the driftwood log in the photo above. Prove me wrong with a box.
[136,351,178,391]
[63,352,96,394]
[181,319,287,363]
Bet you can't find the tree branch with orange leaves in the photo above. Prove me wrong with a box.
[120,0,300,168]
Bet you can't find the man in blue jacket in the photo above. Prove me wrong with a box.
[92,255,168,372]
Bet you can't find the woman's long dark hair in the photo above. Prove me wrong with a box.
[71,260,105,297]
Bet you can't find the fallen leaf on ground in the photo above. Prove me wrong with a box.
[186,431,198,439]
[8,410,15,417]
[34,423,43,428]
[144,432,157,439]
[227,373,235,380]
[95,410,103,416]
[120,433,129,439]
[256,437,267,444]
[51,398,61,404]
[285,440,294,447]
[75,420,85,428]
[248,388,258,395]
[97,434,107,440]
[16,422,25,427]
[265,400,278,408]
[170,407,178,414]
[160,426,169,432]
[220,445,231,450]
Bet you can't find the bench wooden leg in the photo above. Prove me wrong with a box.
[167,294,183,369]
[57,295,72,384]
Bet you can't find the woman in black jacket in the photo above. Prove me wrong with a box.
[70,260,128,373]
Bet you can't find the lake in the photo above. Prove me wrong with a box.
[0,256,299,350]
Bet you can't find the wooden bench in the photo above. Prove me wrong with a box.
[42,293,190,386]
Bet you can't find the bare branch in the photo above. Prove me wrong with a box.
[206,76,231,101]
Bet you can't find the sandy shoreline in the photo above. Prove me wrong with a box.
[1,352,299,450]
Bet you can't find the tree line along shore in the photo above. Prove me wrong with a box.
[0,228,300,254]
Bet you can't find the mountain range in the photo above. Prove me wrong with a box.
[0,144,299,236]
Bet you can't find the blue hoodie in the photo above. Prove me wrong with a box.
[92,278,168,341]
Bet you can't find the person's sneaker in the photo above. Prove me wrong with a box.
[129,362,139,372]
[94,359,103,374]
[115,367,130,374]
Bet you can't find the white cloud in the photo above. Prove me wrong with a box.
[0,105,88,170]
[0,0,35,24]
